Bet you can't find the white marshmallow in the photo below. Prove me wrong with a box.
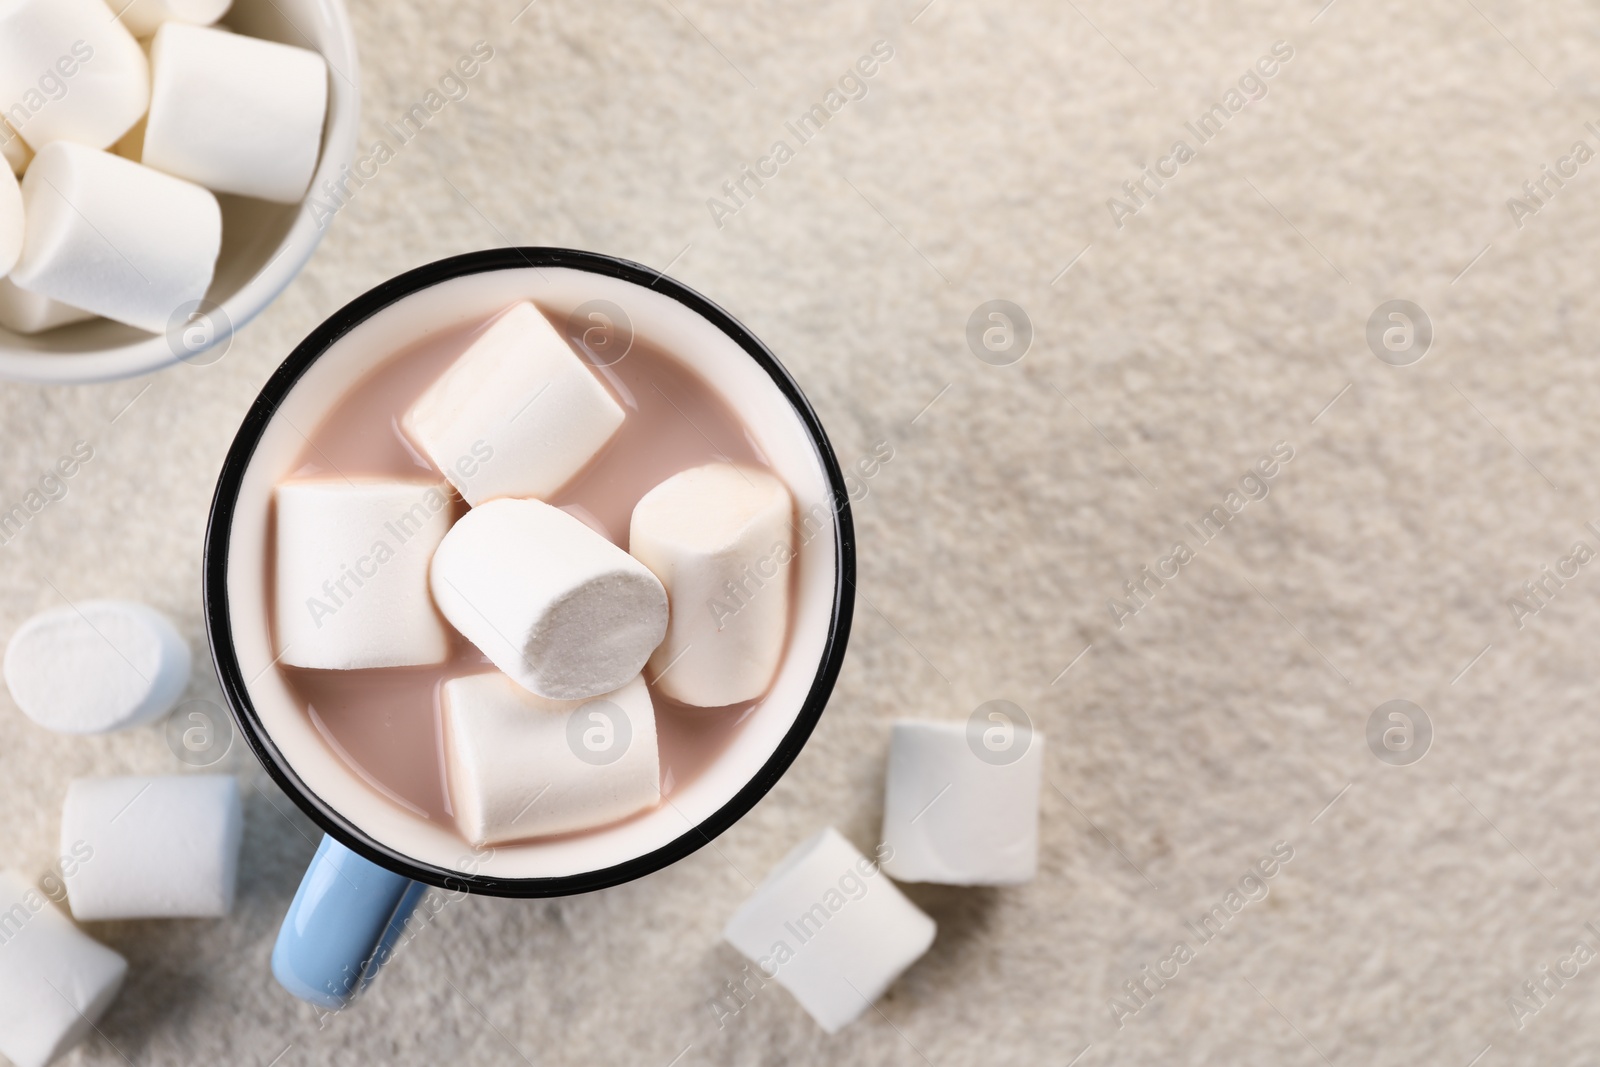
[274,478,454,670]
[431,498,668,701]
[630,464,794,707]
[118,0,232,38]
[0,0,150,151]
[4,600,190,735]
[880,720,1043,886]
[723,828,935,1034]
[142,24,327,203]
[10,143,221,333]
[0,871,127,1067]
[61,775,243,920]
[1,121,29,176]
[0,278,94,334]
[403,302,626,506]
[0,163,21,278]
[442,671,660,846]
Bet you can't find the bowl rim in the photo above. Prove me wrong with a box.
[202,246,857,897]
[0,0,362,386]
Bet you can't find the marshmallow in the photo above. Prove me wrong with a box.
[431,498,668,700]
[403,302,626,506]
[723,828,935,1034]
[10,143,221,333]
[0,278,94,334]
[443,671,660,845]
[0,0,150,151]
[274,478,454,670]
[0,163,20,278]
[0,871,127,1067]
[142,24,328,203]
[630,464,794,707]
[1,121,29,176]
[4,600,191,735]
[880,720,1043,886]
[61,775,243,920]
[117,0,232,38]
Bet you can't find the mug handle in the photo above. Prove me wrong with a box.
[272,835,429,1009]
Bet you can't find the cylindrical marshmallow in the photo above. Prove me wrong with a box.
[0,871,127,1067]
[431,498,668,701]
[117,0,232,38]
[10,143,221,333]
[0,0,150,151]
[880,720,1043,886]
[61,775,243,920]
[0,163,21,278]
[403,301,626,506]
[4,600,191,735]
[443,671,660,846]
[0,277,95,335]
[274,478,454,670]
[1,121,29,176]
[723,828,936,1034]
[142,23,328,203]
[629,463,794,707]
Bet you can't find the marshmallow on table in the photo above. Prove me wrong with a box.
[62,775,243,920]
[0,278,93,335]
[0,0,149,151]
[4,600,190,735]
[723,828,935,1034]
[443,671,660,845]
[0,163,21,278]
[10,143,221,333]
[630,464,794,707]
[404,302,626,506]
[431,498,668,700]
[275,478,454,670]
[880,720,1043,886]
[0,871,127,1067]
[142,24,328,203]
[1,121,29,176]
[117,0,232,38]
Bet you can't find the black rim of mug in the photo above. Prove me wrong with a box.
[202,247,856,897]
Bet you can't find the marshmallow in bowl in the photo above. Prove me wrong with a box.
[0,164,21,278]
[443,671,660,846]
[142,24,329,203]
[117,0,232,39]
[880,720,1043,886]
[0,278,93,335]
[3,600,191,735]
[723,828,935,1034]
[430,498,668,700]
[0,871,127,1067]
[61,775,243,920]
[274,478,454,670]
[630,463,794,707]
[0,0,150,151]
[403,301,626,506]
[9,143,221,333]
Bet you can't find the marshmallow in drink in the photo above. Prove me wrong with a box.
[630,464,794,707]
[61,775,243,920]
[117,0,232,38]
[4,600,191,735]
[403,301,626,506]
[10,143,221,333]
[442,671,660,846]
[723,828,935,1034]
[0,871,127,1067]
[0,278,93,334]
[142,24,329,203]
[275,478,454,670]
[880,720,1043,886]
[0,163,21,278]
[431,498,668,700]
[0,0,149,151]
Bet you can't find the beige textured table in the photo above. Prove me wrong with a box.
[5,0,1600,1063]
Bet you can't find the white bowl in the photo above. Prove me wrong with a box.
[0,0,360,385]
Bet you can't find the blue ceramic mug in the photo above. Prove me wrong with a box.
[203,249,854,1008]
